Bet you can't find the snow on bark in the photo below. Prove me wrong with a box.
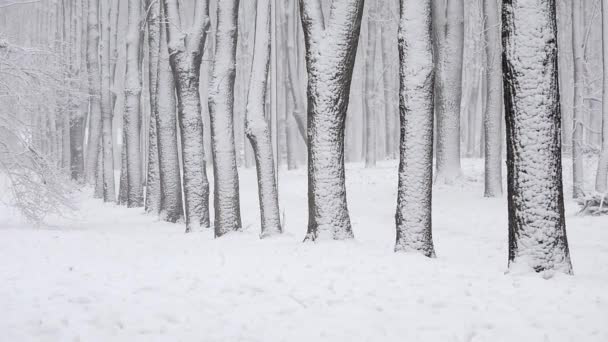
[502,0,573,274]
[394,0,436,257]
[300,0,364,241]
[118,132,129,206]
[209,0,243,238]
[124,0,144,208]
[84,0,102,187]
[162,0,211,231]
[363,3,377,169]
[595,0,608,193]
[571,0,585,198]
[145,0,162,214]
[433,0,464,184]
[100,0,115,203]
[155,16,184,223]
[483,0,503,198]
[245,0,282,238]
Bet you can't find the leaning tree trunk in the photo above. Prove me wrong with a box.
[209,0,243,237]
[483,0,503,197]
[162,0,211,231]
[433,0,464,184]
[596,0,608,193]
[155,14,184,223]
[124,0,144,207]
[395,0,436,257]
[502,0,573,274]
[245,0,282,238]
[572,0,585,198]
[300,0,365,241]
[85,0,103,187]
[145,0,162,213]
[100,0,115,202]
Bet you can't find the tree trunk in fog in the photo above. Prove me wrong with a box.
[209,0,243,237]
[246,0,282,238]
[433,0,464,184]
[85,0,102,187]
[145,0,161,213]
[300,0,364,241]
[118,135,129,205]
[94,145,104,198]
[100,0,115,202]
[572,0,585,198]
[162,0,211,231]
[155,15,184,223]
[286,0,308,146]
[380,22,395,160]
[364,4,377,168]
[596,0,608,193]
[503,0,573,274]
[71,0,86,183]
[483,0,503,197]
[124,0,144,207]
[395,0,436,257]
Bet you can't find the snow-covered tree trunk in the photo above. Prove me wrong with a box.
[245,0,282,238]
[572,0,585,198]
[155,14,184,223]
[100,0,115,202]
[597,0,608,193]
[433,0,464,184]
[395,0,436,257]
[364,4,377,168]
[145,0,161,213]
[209,0,243,237]
[118,133,129,206]
[502,0,573,274]
[300,0,364,241]
[85,0,102,187]
[124,0,144,207]
[483,0,503,197]
[162,0,211,231]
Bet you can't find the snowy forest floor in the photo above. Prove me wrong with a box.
[1,158,607,342]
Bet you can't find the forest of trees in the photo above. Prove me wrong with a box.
[1,0,607,275]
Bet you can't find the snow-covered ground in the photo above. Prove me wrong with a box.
[1,159,607,342]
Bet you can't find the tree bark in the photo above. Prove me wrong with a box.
[100,0,115,202]
[596,0,608,193]
[395,0,436,257]
[364,3,377,168]
[300,0,364,241]
[209,0,243,237]
[85,0,102,187]
[503,0,573,274]
[572,0,585,198]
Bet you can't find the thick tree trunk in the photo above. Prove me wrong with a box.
[433,0,464,184]
[483,0,503,197]
[162,0,211,231]
[300,0,364,241]
[100,0,115,202]
[395,0,436,257]
[597,0,608,193]
[572,0,585,198]
[155,15,184,223]
[209,0,243,237]
[246,0,282,238]
[85,0,102,187]
[503,0,573,274]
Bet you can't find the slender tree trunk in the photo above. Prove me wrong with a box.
[246,0,282,238]
[572,0,585,198]
[85,0,102,187]
[209,0,243,237]
[155,13,184,223]
[395,0,436,257]
[162,0,211,231]
[483,0,503,197]
[300,0,364,241]
[100,0,115,202]
[503,0,573,274]
[433,0,464,184]
[145,0,162,213]
[380,22,395,160]
[364,4,377,168]
[596,0,608,193]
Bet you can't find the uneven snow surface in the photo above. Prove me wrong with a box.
[1,160,607,342]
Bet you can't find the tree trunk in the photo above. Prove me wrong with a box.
[209,0,243,237]
[155,14,184,223]
[246,0,282,238]
[85,0,102,187]
[572,0,585,198]
[502,0,573,274]
[162,0,211,231]
[483,0,503,197]
[596,0,608,193]
[300,0,364,241]
[433,0,464,184]
[395,0,436,257]
[364,4,377,168]
[100,0,115,202]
